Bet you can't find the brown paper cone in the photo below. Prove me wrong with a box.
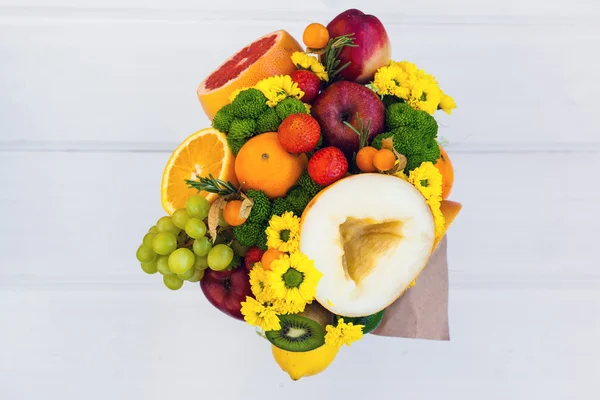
[371,236,450,340]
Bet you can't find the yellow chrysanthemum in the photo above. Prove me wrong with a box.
[427,197,446,239]
[372,60,454,115]
[372,63,410,99]
[266,211,300,253]
[304,102,312,113]
[393,169,408,181]
[240,296,281,332]
[249,262,274,303]
[254,75,304,107]
[267,252,322,310]
[290,52,329,81]
[271,298,306,315]
[439,93,456,114]
[325,318,364,347]
[408,162,443,201]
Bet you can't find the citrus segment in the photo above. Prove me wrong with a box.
[197,30,303,121]
[161,128,237,215]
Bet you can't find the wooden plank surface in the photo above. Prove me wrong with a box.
[1,0,599,398]
[1,10,599,147]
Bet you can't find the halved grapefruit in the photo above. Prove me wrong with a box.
[197,30,303,121]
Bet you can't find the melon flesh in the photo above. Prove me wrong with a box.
[300,174,435,317]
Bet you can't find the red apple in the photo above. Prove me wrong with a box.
[200,268,252,321]
[326,9,391,83]
[311,80,385,156]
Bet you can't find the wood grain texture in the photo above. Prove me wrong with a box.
[1,0,599,398]
[1,8,599,147]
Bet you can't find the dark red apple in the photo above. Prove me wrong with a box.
[311,80,385,156]
[327,9,391,83]
[200,268,252,321]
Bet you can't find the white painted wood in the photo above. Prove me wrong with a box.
[1,1,600,397]
[1,0,599,17]
[2,288,599,399]
[1,6,599,146]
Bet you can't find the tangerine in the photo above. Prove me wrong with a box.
[235,132,308,199]
[434,145,454,199]
[355,146,378,173]
[222,200,247,227]
[302,23,330,49]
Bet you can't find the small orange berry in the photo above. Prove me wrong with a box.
[261,248,286,271]
[302,23,330,49]
[355,146,378,173]
[222,200,247,227]
[373,149,396,171]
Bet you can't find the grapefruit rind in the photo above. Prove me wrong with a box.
[197,30,303,121]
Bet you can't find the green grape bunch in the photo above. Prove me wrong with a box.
[135,195,215,290]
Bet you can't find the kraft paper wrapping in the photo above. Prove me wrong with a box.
[371,236,449,340]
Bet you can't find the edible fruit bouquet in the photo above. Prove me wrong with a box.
[135,9,461,380]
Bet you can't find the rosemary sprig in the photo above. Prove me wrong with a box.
[343,112,371,150]
[323,33,358,84]
[185,174,239,196]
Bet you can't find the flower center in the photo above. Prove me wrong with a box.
[420,179,429,187]
[280,229,291,242]
[283,268,304,288]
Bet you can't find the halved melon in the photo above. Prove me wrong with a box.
[197,30,303,121]
[299,173,436,317]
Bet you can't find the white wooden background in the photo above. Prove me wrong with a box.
[1,0,599,398]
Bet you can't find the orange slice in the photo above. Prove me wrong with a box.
[161,128,238,215]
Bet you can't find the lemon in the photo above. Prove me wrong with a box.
[271,344,340,380]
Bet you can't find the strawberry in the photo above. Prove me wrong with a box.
[290,69,321,103]
[278,114,321,154]
[308,147,348,186]
[244,246,265,271]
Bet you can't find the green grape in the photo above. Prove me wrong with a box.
[186,195,210,219]
[136,245,157,263]
[178,267,196,280]
[156,255,173,275]
[163,274,184,290]
[187,268,205,282]
[185,218,207,239]
[207,244,234,271]
[156,216,181,235]
[168,248,195,274]
[140,261,158,274]
[194,256,209,271]
[152,232,178,255]
[142,233,157,248]
[148,226,158,234]
[192,237,212,257]
[172,208,191,230]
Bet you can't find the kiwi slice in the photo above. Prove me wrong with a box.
[334,309,385,334]
[266,314,325,352]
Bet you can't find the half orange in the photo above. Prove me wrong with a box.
[161,128,238,215]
